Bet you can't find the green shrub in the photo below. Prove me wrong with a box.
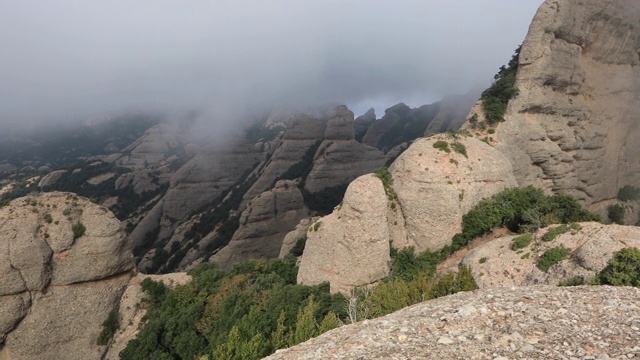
[541,224,569,242]
[598,247,640,287]
[290,237,306,257]
[479,257,487,264]
[390,246,439,282]
[607,204,625,225]
[72,223,86,239]
[96,310,118,345]
[520,252,530,259]
[447,186,599,256]
[43,213,53,224]
[617,186,640,201]
[511,233,532,250]
[481,45,521,124]
[558,275,585,287]
[430,265,477,298]
[537,246,571,272]
[433,140,450,153]
[450,142,467,157]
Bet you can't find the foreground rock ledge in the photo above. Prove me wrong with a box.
[265,286,640,359]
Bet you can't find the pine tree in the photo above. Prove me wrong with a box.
[291,295,319,345]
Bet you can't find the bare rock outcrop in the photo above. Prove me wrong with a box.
[485,0,640,207]
[0,192,134,360]
[240,115,326,206]
[297,174,391,294]
[459,222,640,288]
[211,180,309,268]
[116,124,182,170]
[265,286,640,359]
[297,134,518,292]
[390,134,518,252]
[129,140,261,250]
[303,106,385,193]
[278,218,312,258]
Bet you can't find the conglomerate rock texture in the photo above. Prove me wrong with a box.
[297,134,517,293]
[265,286,640,360]
[490,0,640,208]
[0,192,134,360]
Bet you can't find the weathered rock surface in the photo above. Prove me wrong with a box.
[485,0,640,207]
[298,134,518,292]
[241,115,326,207]
[129,140,261,249]
[116,124,182,170]
[211,180,309,268]
[390,134,518,252]
[304,106,385,193]
[362,103,439,152]
[297,174,391,294]
[0,192,134,360]
[278,218,312,258]
[265,286,640,359]
[459,222,640,288]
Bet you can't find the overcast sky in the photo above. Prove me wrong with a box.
[0,0,543,129]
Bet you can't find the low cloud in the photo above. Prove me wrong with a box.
[0,0,542,129]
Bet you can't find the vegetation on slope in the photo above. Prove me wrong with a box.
[123,248,477,359]
[443,186,600,257]
[480,45,521,125]
[121,256,346,360]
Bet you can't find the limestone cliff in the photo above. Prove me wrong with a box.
[0,192,133,360]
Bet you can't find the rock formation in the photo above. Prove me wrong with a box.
[457,222,640,288]
[0,192,133,360]
[298,134,518,292]
[303,106,386,194]
[211,180,309,268]
[480,0,640,208]
[297,174,391,294]
[265,286,640,359]
[390,134,517,252]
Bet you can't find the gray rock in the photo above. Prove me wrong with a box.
[475,0,640,207]
[0,192,135,360]
[265,286,640,359]
[390,134,517,251]
[211,180,309,268]
[297,174,391,294]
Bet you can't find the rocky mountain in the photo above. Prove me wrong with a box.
[2,1,640,358]
[470,0,640,210]
[0,192,133,360]
[295,0,640,294]
[265,286,640,359]
[1,94,474,274]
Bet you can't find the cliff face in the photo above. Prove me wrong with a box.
[491,0,640,207]
[0,192,133,360]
